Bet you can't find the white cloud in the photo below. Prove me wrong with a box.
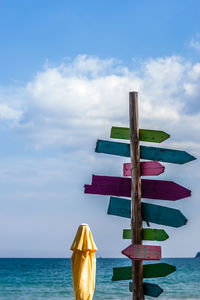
[0,104,21,121]
[0,54,199,151]
[190,37,200,52]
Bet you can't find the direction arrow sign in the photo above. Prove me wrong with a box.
[112,263,176,281]
[123,228,169,241]
[84,175,191,200]
[142,178,191,200]
[111,126,170,143]
[129,282,163,297]
[122,244,161,261]
[144,262,176,278]
[107,197,188,227]
[96,140,196,164]
[123,161,165,176]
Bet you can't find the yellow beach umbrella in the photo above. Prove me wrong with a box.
[70,224,97,300]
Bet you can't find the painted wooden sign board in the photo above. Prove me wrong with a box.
[108,197,188,227]
[123,161,165,177]
[96,139,196,164]
[123,228,169,241]
[84,174,191,200]
[129,282,163,297]
[122,244,161,261]
[111,126,170,143]
[112,263,176,281]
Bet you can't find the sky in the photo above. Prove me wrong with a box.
[0,0,200,258]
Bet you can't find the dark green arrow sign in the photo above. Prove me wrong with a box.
[111,126,170,143]
[112,263,176,281]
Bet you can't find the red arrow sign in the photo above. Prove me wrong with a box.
[122,244,161,261]
[84,175,191,201]
[123,161,165,177]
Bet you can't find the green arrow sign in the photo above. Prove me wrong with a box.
[111,126,170,143]
[112,263,176,281]
[123,228,169,241]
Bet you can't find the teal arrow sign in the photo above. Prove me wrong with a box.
[129,282,163,297]
[107,197,188,227]
[96,140,196,164]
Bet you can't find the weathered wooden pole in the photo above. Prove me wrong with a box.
[129,92,144,300]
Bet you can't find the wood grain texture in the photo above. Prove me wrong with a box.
[123,161,165,176]
[129,282,163,297]
[129,92,144,300]
[84,174,191,200]
[112,263,176,281]
[122,244,161,261]
[107,197,188,227]
[111,126,170,143]
[123,228,169,241]
[96,140,196,164]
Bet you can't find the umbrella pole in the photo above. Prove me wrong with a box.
[129,92,144,300]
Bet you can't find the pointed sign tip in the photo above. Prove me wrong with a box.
[166,132,171,139]
[181,152,197,164]
[158,131,170,143]
[191,155,197,161]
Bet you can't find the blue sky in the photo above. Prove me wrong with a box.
[0,0,200,258]
[1,0,200,84]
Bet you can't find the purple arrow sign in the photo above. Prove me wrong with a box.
[123,161,165,177]
[122,244,161,261]
[84,175,191,200]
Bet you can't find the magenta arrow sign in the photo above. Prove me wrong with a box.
[84,175,191,200]
[123,161,165,177]
[122,244,161,261]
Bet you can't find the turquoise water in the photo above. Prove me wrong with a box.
[0,258,200,299]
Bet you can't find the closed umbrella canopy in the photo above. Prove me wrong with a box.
[71,224,97,300]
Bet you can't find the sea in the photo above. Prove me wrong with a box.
[0,258,200,299]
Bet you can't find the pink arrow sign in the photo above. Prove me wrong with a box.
[122,244,161,261]
[123,161,165,177]
[84,175,191,200]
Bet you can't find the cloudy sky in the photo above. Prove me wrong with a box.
[0,0,200,258]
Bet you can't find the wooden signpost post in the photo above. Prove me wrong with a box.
[84,91,196,299]
[129,92,144,299]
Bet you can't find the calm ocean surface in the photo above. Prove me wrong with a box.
[0,258,200,299]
